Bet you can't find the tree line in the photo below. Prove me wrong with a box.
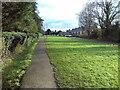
[78,0,120,42]
[2,2,43,33]
[45,29,62,35]
[2,2,44,88]
[2,2,44,53]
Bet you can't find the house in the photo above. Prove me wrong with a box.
[66,26,86,36]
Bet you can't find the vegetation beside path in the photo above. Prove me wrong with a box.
[45,36,118,88]
[2,2,43,89]
[2,37,41,89]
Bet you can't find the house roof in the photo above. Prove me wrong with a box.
[67,26,85,33]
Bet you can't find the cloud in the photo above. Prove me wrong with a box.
[44,19,78,31]
[36,0,88,31]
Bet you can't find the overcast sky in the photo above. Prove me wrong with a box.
[36,0,88,31]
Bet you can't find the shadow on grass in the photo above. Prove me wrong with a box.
[46,40,118,46]
[46,39,118,57]
[46,45,118,57]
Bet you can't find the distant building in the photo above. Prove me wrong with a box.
[59,32,69,36]
[66,26,86,36]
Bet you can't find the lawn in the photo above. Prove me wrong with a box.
[45,36,118,88]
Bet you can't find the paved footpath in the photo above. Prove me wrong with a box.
[71,37,119,45]
[21,37,57,88]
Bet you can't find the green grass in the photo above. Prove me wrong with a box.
[45,36,118,88]
[2,37,41,89]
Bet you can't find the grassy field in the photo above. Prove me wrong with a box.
[45,36,118,88]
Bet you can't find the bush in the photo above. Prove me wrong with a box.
[109,22,120,43]
[89,30,98,39]
[2,32,39,58]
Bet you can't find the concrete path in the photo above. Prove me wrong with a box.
[71,37,119,45]
[21,37,57,88]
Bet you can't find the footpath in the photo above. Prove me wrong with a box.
[71,37,119,45]
[21,37,57,88]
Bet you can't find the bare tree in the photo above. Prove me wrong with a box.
[93,0,120,40]
[78,3,96,37]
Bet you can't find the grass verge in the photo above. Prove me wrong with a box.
[2,37,41,89]
[45,36,118,88]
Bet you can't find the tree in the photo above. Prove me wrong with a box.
[45,29,51,35]
[33,12,44,33]
[56,30,62,35]
[90,24,99,39]
[93,0,120,40]
[78,3,96,38]
[2,2,43,33]
[110,21,120,42]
